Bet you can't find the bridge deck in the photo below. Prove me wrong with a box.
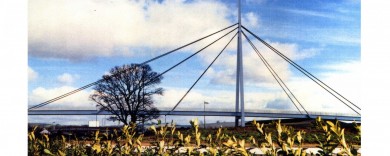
[28,110,360,121]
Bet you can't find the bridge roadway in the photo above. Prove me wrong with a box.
[28,108,360,121]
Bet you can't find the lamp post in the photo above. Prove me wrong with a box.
[95,105,100,127]
[96,105,98,127]
[204,101,209,129]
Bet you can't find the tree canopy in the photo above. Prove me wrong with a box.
[90,64,163,125]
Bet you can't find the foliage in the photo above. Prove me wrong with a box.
[28,117,360,156]
[90,64,163,125]
[313,117,360,156]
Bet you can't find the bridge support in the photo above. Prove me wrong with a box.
[235,0,245,127]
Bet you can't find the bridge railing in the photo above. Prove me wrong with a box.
[29,106,358,117]
[155,107,358,117]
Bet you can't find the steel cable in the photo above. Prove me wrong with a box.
[242,26,360,115]
[243,31,311,117]
[28,23,238,110]
[168,32,238,114]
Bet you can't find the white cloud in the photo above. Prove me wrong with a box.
[245,0,268,5]
[318,60,360,104]
[284,60,361,114]
[57,73,79,85]
[154,87,238,111]
[28,66,38,81]
[265,99,295,110]
[319,60,360,72]
[328,34,361,45]
[243,12,260,28]
[28,86,95,109]
[207,40,320,86]
[280,8,340,20]
[154,87,307,113]
[29,0,236,60]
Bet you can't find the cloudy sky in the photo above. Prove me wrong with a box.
[28,0,361,125]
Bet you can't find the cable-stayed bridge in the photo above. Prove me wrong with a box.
[28,108,360,121]
[28,0,361,126]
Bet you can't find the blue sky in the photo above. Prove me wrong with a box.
[28,0,361,125]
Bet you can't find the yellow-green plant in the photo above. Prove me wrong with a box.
[251,120,277,155]
[122,123,144,155]
[209,126,228,148]
[206,126,230,155]
[148,120,181,155]
[274,120,306,156]
[314,117,360,156]
[190,118,202,148]
[250,120,308,156]
[223,137,249,156]
[28,117,360,156]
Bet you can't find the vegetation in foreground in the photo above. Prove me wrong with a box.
[28,117,360,156]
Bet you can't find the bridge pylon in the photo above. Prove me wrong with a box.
[235,0,245,127]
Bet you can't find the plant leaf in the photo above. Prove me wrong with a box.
[58,150,66,156]
[44,149,54,156]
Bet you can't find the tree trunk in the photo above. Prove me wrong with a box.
[131,114,137,124]
[121,118,128,125]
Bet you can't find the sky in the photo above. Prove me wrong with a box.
[27,0,361,125]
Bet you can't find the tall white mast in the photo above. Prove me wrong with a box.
[236,0,245,127]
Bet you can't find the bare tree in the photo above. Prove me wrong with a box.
[90,64,163,125]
